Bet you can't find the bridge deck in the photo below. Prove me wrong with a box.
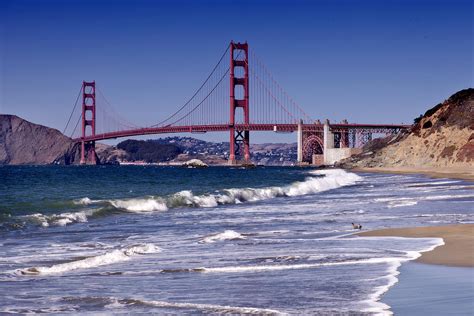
[74,123,410,142]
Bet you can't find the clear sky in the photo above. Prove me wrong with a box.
[1,0,473,144]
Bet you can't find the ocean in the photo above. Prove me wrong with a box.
[0,166,473,314]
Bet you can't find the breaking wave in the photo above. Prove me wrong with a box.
[17,244,160,275]
[22,211,91,227]
[187,257,412,274]
[110,198,168,212]
[116,297,284,315]
[57,296,284,315]
[200,230,246,243]
[14,169,362,228]
[80,169,362,213]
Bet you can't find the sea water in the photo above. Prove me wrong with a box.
[0,166,472,314]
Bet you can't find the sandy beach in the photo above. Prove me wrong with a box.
[352,166,474,181]
[359,224,474,267]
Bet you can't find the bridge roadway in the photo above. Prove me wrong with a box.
[74,123,410,143]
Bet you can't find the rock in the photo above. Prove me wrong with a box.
[0,115,81,165]
[95,143,127,165]
[338,88,474,169]
[241,162,256,168]
[181,159,208,168]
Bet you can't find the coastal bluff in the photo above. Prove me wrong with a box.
[0,114,81,165]
[0,115,181,165]
[339,89,474,172]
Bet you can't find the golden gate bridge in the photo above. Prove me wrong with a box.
[63,41,409,165]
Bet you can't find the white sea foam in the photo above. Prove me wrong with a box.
[74,197,94,205]
[158,239,443,275]
[375,194,474,205]
[17,244,161,275]
[80,169,362,213]
[287,169,362,196]
[23,210,91,227]
[91,296,284,315]
[407,180,460,187]
[171,190,220,208]
[194,257,409,274]
[110,198,168,212]
[201,230,246,243]
[192,236,444,315]
[357,237,444,315]
[130,298,285,315]
[387,200,418,208]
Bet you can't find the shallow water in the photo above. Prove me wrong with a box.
[0,166,472,314]
[383,262,474,315]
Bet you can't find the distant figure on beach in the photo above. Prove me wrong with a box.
[352,223,362,230]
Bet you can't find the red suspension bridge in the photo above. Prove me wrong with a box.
[63,41,409,165]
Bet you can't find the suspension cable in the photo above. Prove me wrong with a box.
[150,43,231,127]
[168,49,243,126]
[249,49,313,122]
[96,87,140,129]
[70,112,82,139]
[63,85,83,134]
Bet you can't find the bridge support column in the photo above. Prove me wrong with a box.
[323,119,334,165]
[229,41,250,165]
[80,81,97,165]
[229,127,236,164]
[297,120,303,163]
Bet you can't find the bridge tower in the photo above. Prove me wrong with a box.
[229,41,250,164]
[80,81,97,164]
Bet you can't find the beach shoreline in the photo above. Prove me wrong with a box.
[360,225,474,314]
[382,262,474,315]
[358,224,474,267]
[350,166,474,181]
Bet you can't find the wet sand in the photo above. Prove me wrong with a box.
[383,262,474,315]
[358,224,474,267]
[352,166,474,181]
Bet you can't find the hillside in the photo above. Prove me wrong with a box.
[116,139,182,163]
[0,115,298,166]
[153,137,297,165]
[339,89,474,172]
[0,115,80,165]
[0,115,125,165]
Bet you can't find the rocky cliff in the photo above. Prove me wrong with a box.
[0,115,81,165]
[340,89,474,169]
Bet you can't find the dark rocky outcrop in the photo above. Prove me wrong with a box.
[116,139,182,163]
[0,115,81,165]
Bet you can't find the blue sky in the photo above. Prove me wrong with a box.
[1,0,472,143]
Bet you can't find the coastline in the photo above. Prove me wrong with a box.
[350,166,474,181]
[382,262,474,315]
[358,224,474,267]
[360,225,474,314]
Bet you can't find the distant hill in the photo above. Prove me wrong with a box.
[0,115,126,165]
[151,136,297,165]
[340,88,474,169]
[0,115,80,165]
[117,139,182,163]
[0,115,298,165]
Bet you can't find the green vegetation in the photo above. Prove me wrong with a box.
[117,139,182,162]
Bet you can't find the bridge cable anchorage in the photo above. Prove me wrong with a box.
[150,43,231,128]
[63,85,83,135]
[168,49,243,126]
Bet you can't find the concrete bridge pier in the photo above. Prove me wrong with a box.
[323,119,334,164]
[297,120,303,163]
